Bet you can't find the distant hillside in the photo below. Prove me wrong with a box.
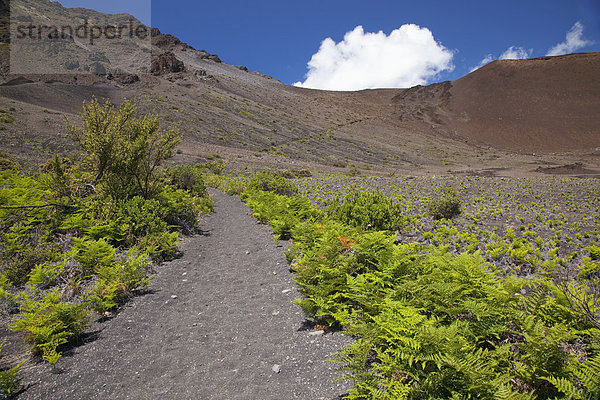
[0,0,599,177]
[447,53,600,152]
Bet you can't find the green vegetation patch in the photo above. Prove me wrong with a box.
[0,98,214,389]
[327,189,411,232]
[0,113,14,124]
[239,175,600,399]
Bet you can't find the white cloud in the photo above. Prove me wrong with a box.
[470,54,494,72]
[470,45,532,72]
[547,21,592,56]
[499,46,531,60]
[294,25,454,91]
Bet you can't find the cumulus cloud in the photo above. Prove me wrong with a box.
[294,25,454,91]
[547,21,592,56]
[499,46,531,60]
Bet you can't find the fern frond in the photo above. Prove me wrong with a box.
[540,375,582,398]
[572,352,600,397]
[495,384,536,400]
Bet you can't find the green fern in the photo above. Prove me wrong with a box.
[11,289,89,365]
[0,343,23,398]
[242,178,600,399]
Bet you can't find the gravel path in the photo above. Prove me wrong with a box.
[19,190,352,399]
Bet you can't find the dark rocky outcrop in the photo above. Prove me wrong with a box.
[151,27,191,50]
[115,73,140,85]
[151,51,185,75]
[90,61,107,76]
[151,27,222,63]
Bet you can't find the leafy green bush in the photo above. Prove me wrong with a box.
[346,165,360,177]
[204,174,245,195]
[0,170,63,285]
[0,113,14,124]
[428,188,462,220]
[279,169,312,178]
[200,159,226,175]
[327,190,408,231]
[156,187,207,233]
[167,164,208,197]
[0,152,20,171]
[0,360,22,398]
[80,189,210,259]
[577,257,600,280]
[70,238,116,275]
[244,190,321,240]
[0,342,23,398]
[0,365,22,398]
[114,197,169,242]
[138,231,179,260]
[588,245,600,261]
[68,98,182,199]
[247,171,298,197]
[27,259,66,290]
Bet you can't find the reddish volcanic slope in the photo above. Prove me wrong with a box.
[446,53,600,153]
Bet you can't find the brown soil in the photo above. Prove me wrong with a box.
[448,53,600,153]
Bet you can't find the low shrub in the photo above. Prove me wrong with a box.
[70,238,116,276]
[204,174,245,195]
[167,164,208,197]
[346,165,360,177]
[280,169,312,179]
[327,190,408,231]
[0,114,14,124]
[247,171,298,197]
[0,152,20,171]
[0,170,63,285]
[244,190,321,240]
[588,245,600,261]
[196,159,226,175]
[88,250,151,314]
[428,188,462,220]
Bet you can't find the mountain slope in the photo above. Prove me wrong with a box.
[0,1,599,176]
[447,53,600,152]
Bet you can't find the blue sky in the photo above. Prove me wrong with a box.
[58,0,600,89]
